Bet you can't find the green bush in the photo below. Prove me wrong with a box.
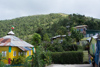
[77,45,84,51]
[51,51,83,64]
[11,55,25,65]
[46,42,64,52]
[32,46,52,67]
[23,58,31,67]
[62,44,78,51]
[0,53,5,67]
[41,51,52,65]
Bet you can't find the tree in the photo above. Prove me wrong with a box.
[65,33,72,43]
[32,33,41,47]
[62,33,73,51]
[71,28,84,44]
[56,26,66,35]
[43,33,50,42]
[47,40,64,52]
[31,33,41,67]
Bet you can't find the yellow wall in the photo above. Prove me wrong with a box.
[9,47,22,59]
[0,46,9,64]
[26,50,33,57]
[10,47,33,59]
[0,46,33,64]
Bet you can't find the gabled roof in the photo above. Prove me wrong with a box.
[0,31,34,47]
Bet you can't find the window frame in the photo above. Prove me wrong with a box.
[18,52,20,56]
[24,52,27,55]
[2,51,6,57]
[29,51,31,55]
[13,51,16,56]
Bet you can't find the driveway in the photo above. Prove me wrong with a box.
[46,64,92,67]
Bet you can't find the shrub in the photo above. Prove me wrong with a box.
[77,45,84,51]
[23,58,31,67]
[41,51,52,65]
[0,53,5,67]
[62,44,78,51]
[11,55,25,65]
[0,61,5,67]
[47,42,64,52]
[32,46,52,67]
[51,51,83,64]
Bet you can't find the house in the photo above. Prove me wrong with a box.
[51,35,66,43]
[0,31,34,64]
[74,25,87,35]
[86,30,100,37]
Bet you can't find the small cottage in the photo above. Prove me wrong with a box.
[0,31,34,64]
[74,25,87,35]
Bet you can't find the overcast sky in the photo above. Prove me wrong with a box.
[0,0,100,20]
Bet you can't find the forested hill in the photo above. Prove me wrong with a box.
[0,13,66,39]
[0,13,100,41]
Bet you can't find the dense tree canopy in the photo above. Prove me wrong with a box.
[0,13,100,43]
[32,33,41,47]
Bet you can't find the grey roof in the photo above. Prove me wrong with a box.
[52,35,66,39]
[0,35,34,47]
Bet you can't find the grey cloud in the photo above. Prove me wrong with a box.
[0,0,100,20]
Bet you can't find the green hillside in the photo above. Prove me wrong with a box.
[0,13,66,38]
[0,13,100,42]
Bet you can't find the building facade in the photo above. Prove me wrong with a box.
[74,25,87,35]
[86,30,100,37]
[0,31,34,64]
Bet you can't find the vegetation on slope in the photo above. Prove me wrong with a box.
[0,13,66,39]
[0,13,100,42]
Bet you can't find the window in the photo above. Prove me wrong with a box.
[19,52,23,56]
[2,51,6,57]
[77,29,79,31]
[29,51,31,55]
[80,29,83,31]
[21,52,23,55]
[90,34,93,37]
[19,52,27,56]
[18,52,20,56]
[13,51,16,56]
[24,52,27,55]
[87,34,89,37]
